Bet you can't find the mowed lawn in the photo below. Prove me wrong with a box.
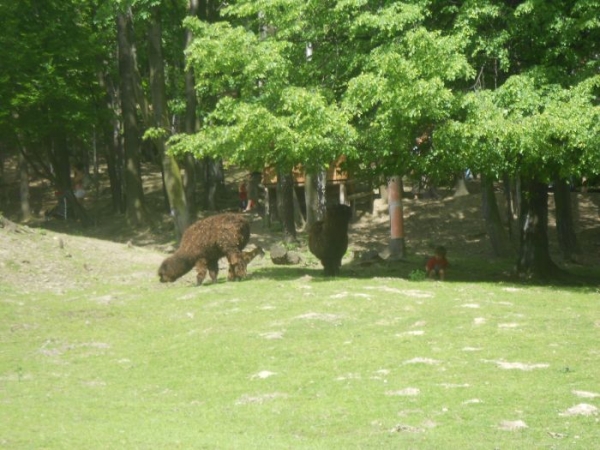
[1,240,599,448]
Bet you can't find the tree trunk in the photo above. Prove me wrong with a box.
[117,10,148,226]
[304,170,326,229]
[206,157,224,210]
[317,170,327,216]
[339,182,347,205]
[516,179,561,278]
[553,178,580,262]
[148,7,190,239]
[180,156,198,217]
[453,172,470,197]
[387,175,405,259]
[502,173,517,240]
[18,150,31,222]
[246,170,261,211]
[481,175,513,257]
[292,186,305,229]
[181,0,200,216]
[277,168,297,242]
[97,69,124,213]
[263,183,271,228]
[0,148,7,206]
[305,172,318,229]
[48,132,71,192]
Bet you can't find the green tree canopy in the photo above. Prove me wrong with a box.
[170,15,357,173]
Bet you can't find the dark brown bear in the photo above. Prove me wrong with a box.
[158,213,250,285]
[308,204,352,276]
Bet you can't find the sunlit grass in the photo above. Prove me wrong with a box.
[1,264,599,449]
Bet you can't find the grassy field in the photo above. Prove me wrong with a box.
[1,226,599,449]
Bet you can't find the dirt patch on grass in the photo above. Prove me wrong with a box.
[572,390,600,399]
[559,404,598,417]
[0,223,164,293]
[386,388,421,396]
[235,392,288,405]
[404,357,442,365]
[296,312,344,322]
[486,360,550,371]
[498,420,528,431]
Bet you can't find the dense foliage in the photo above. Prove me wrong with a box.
[1,0,599,276]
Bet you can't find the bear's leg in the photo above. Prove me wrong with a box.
[194,259,208,285]
[226,251,247,281]
[321,258,339,277]
[207,259,219,283]
[333,258,342,276]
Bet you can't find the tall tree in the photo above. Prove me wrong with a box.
[0,0,105,200]
[171,13,357,213]
[437,0,600,278]
[481,175,513,258]
[147,5,190,238]
[18,151,31,222]
[553,178,580,262]
[276,169,297,242]
[117,9,148,226]
[182,0,201,215]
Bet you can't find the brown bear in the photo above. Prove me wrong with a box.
[158,213,250,285]
[308,204,352,276]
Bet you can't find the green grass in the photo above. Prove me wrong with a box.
[2,259,599,449]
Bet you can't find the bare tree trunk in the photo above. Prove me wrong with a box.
[305,172,318,229]
[246,170,261,211]
[516,179,561,279]
[18,150,31,222]
[502,173,516,240]
[206,157,224,210]
[387,175,405,259]
[182,0,200,216]
[453,172,470,197]
[0,148,7,206]
[317,170,326,216]
[194,0,222,212]
[305,170,326,229]
[0,147,4,182]
[117,10,148,226]
[481,175,513,257]
[339,182,347,204]
[148,6,190,239]
[277,168,297,242]
[292,186,305,229]
[263,184,271,228]
[97,69,124,213]
[553,178,579,262]
[49,132,71,192]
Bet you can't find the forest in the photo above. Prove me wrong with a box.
[1,0,599,280]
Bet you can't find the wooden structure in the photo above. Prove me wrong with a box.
[261,156,374,220]
[262,156,349,188]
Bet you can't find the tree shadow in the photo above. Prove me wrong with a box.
[249,255,599,291]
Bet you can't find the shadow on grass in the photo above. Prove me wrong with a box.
[251,256,514,283]
[34,209,177,248]
[250,256,599,292]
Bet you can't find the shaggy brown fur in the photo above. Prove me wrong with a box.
[228,246,265,280]
[241,246,265,264]
[308,204,352,276]
[158,213,250,285]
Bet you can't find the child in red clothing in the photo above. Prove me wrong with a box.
[425,246,448,280]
